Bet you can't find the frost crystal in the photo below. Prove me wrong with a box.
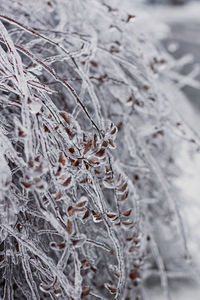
[0,0,199,299]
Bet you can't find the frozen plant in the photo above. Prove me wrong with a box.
[0,0,199,299]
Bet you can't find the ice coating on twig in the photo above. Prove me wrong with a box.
[0,0,199,299]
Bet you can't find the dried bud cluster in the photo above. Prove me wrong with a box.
[0,0,198,299]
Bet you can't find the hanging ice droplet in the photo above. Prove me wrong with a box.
[29,98,42,114]
[168,42,179,53]
[53,288,62,297]
[39,283,52,293]
[92,211,103,223]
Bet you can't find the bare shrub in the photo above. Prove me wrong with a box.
[0,1,199,299]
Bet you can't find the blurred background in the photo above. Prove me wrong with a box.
[133,1,200,299]
[146,0,200,119]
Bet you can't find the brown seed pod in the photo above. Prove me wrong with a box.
[108,139,115,148]
[68,147,75,154]
[106,213,116,219]
[62,176,72,187]
[88,157,100,165]
[123,209,132,217]
[21,181,32,188]
[68,206,74,217]
[129,271,139,281]
[65,127,73,137]
[43,124,50,133]
[82,210,90,220]
[76,201,87,208]
[67,220,73,235]
[95,148,105,157]
[55,165,62,177]
[55,191,62,200]
[102,140,108,148]
[81,287,90,298]
[59,111,70,124]
[120,191,129,201]
[106,284,117,294]
[83,140,92,155]
[93,133,97,148]
[119,182,128,193]
[58,152,65,166]
[110,127,117,135]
